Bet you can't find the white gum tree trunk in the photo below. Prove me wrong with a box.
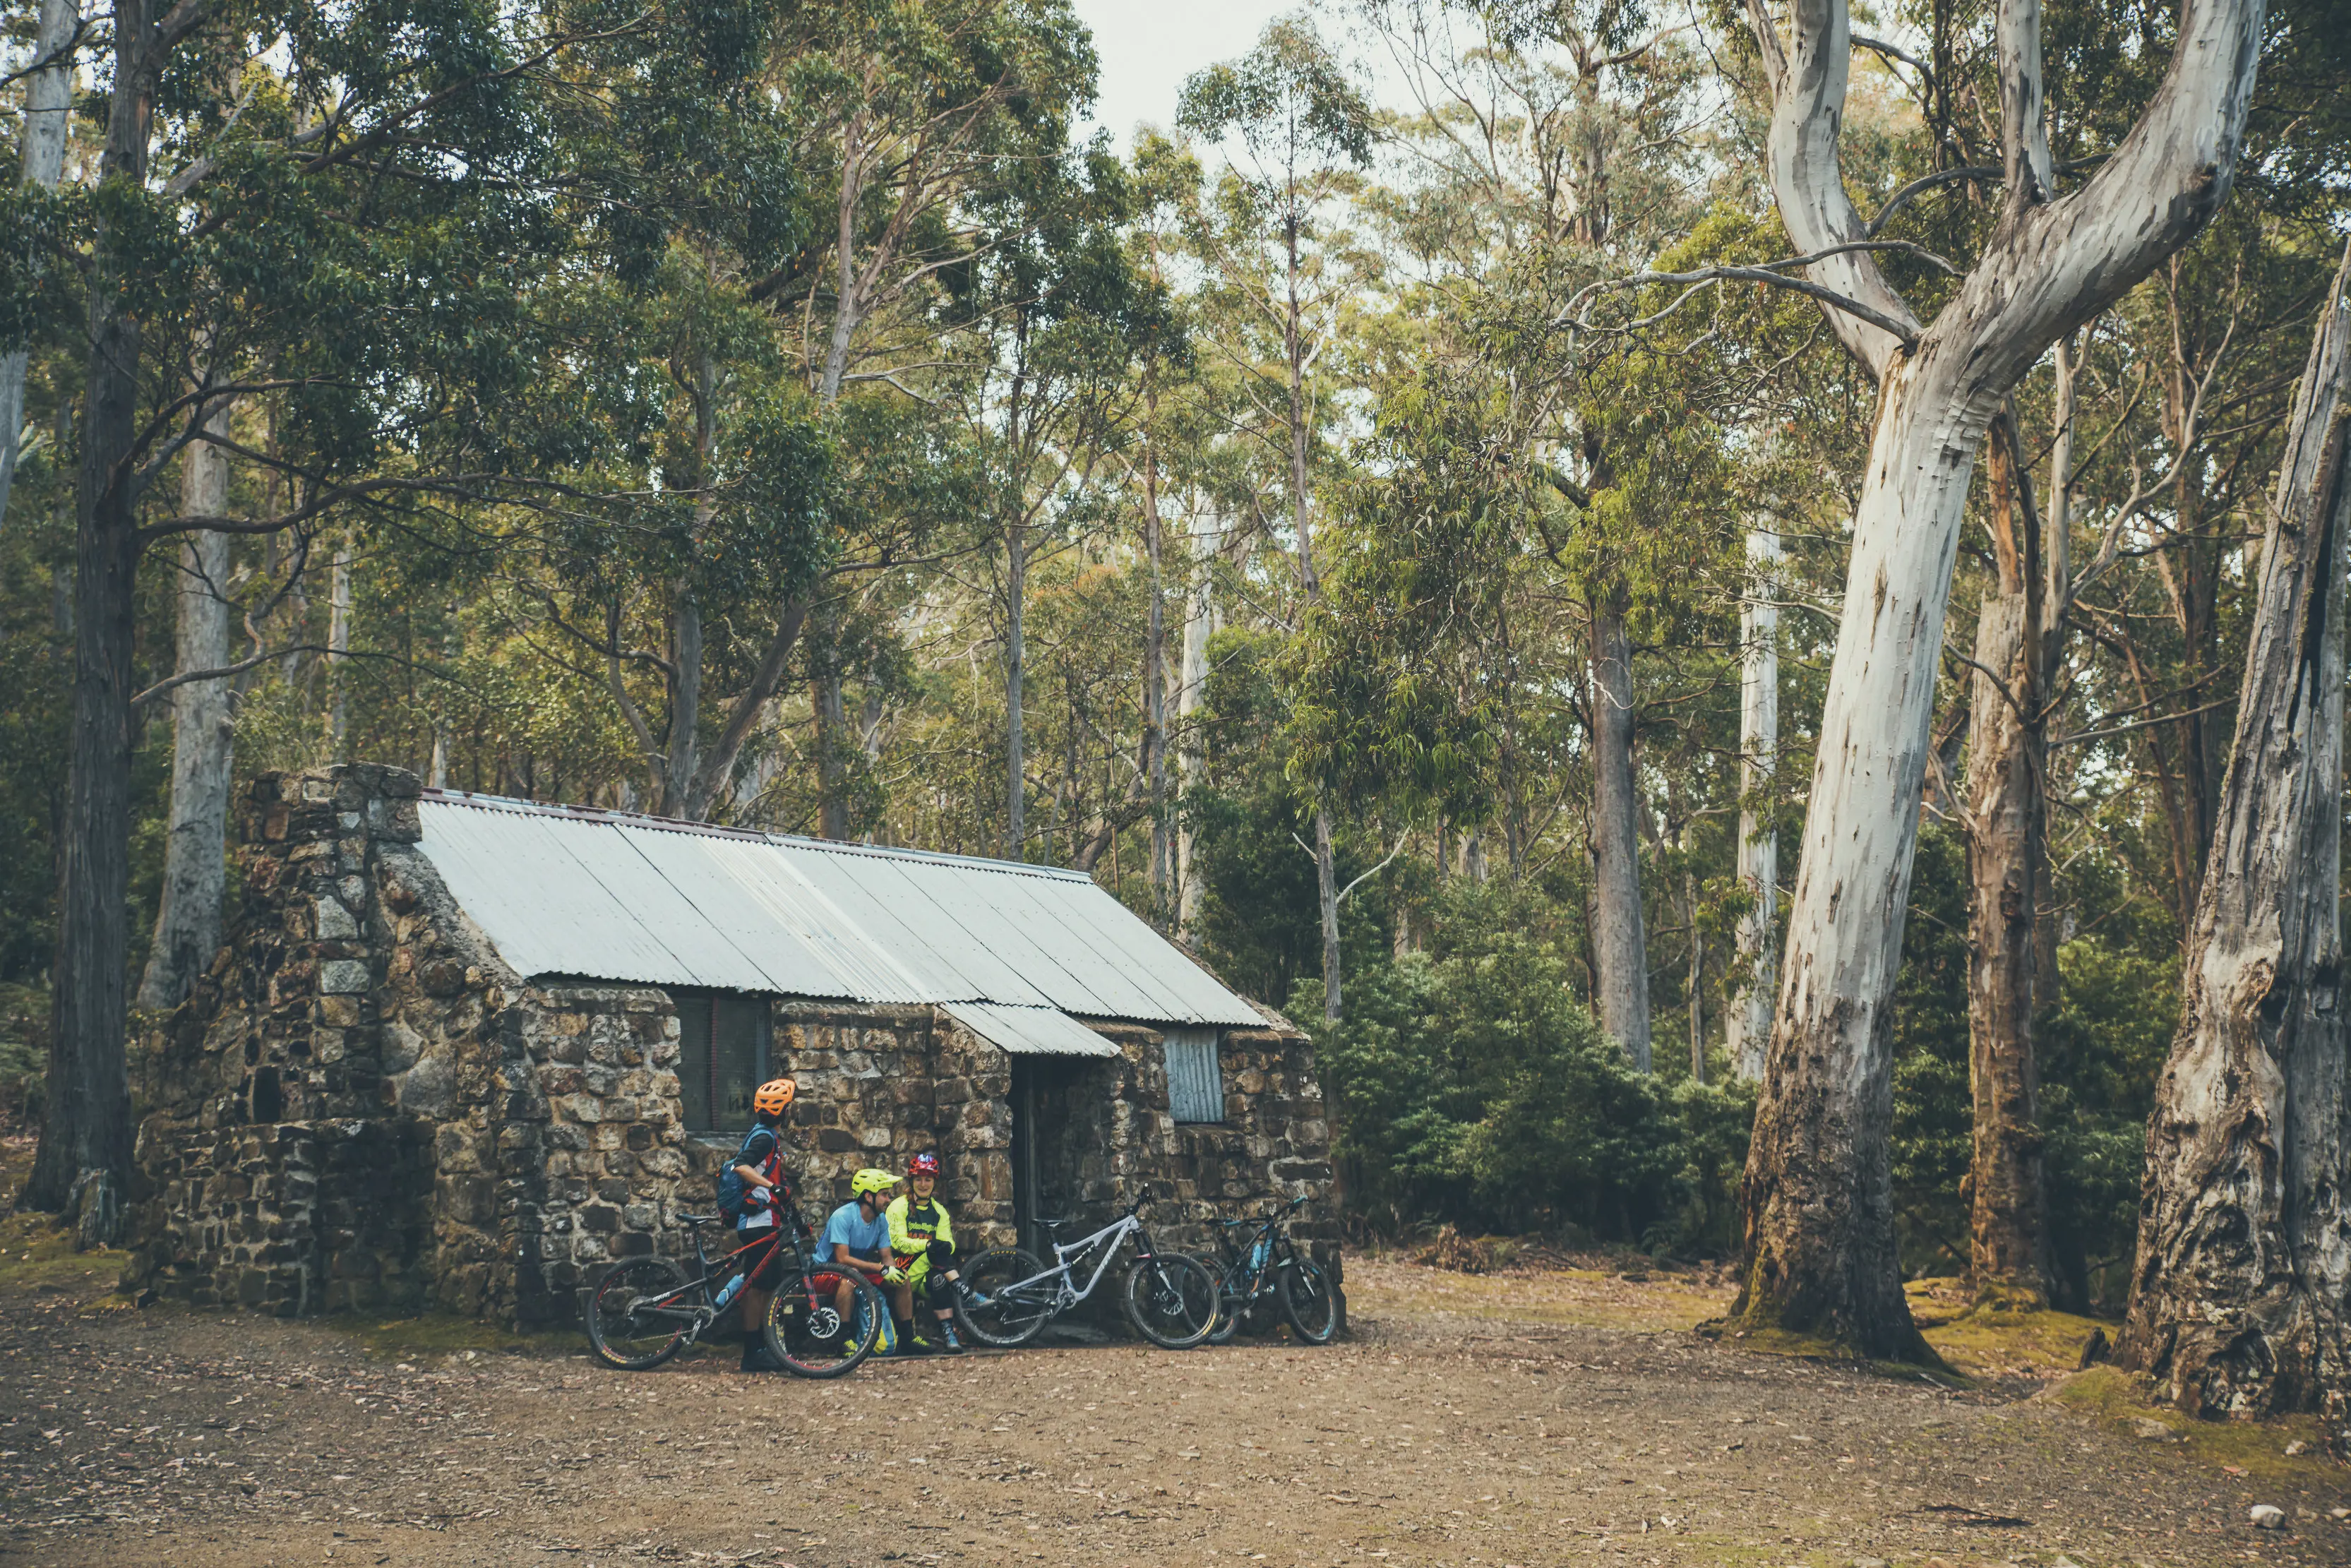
[1174,512,1216,942]
[2120,249,2351,1441]
[0,0,78,532]
[1589,599,1651,1067]
[1730,526,1780,1082]
[136,400,234,1011]
[1730,0,2265,1354]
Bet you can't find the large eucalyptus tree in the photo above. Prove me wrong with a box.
[2120,246,2351,1438]
[1724,0,2266,1353]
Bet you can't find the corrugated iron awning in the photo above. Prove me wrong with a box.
[941,1002,1122,1058]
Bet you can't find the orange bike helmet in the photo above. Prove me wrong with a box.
[753,1078,796,1117]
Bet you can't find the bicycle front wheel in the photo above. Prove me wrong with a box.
[1279,1255,1340,1344]
[586,1257,693,1370]
[955,1248,1055,1348]
[1123,1252,1218,1349]
[767,1267,883,1378]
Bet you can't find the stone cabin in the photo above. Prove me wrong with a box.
[126,765,1332,1327]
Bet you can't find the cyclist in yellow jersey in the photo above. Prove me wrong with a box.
[885,1152,966,1354]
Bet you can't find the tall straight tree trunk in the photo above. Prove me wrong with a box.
[1589,598,1651,1069]
[1174,513,1214,941]
[1963,415,2052,1303]
[1280,201,1341,1020]
[1315,806,1341,1022]
[328,535,352,753]
[0,0,78,532]
[137,398,234,1011]
[26,0,160,1233]
[1725,0,2261,1355]
[1004,528,1026,858]
[2121,249,2351,1440]
[1730,526,1779,1082]
[1685,864,1706,1083]
[1141,393,1169,922]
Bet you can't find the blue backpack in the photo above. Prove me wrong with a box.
[717,1125,783,1220]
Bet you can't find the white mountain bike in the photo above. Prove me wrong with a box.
[954,1185,1219,1350]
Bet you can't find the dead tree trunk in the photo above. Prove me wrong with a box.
[1962,415,2052,1304]
[2120,247,2351,1442]
[1727,0,2264,1356]
[0,0,78,532]
[1730,525,1779,1082]
[1589,598,1651,1068]
[136,399,234,1011]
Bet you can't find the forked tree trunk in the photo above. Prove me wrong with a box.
[137,400,235,1012]
[1728,0,2263,1356]
[1730,526,1779,1082]
[0,0,78,532]
[2120,249,2351,1442]
[1589,599,1650,1069]
[1963,417,2052,1303]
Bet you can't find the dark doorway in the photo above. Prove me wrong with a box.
[1010,1055,1115,1256]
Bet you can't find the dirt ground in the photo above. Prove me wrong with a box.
[4,1228,2349,1568]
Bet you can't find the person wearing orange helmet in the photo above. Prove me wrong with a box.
[725,1077,798,1372]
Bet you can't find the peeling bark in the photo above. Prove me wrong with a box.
[2120,249,2351,1444]
[1731,0,2263,1355]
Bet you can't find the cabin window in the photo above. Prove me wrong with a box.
[1163,1029,1224,1124]
[677,991,772,1135]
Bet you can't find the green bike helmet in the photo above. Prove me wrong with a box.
[850,1167,902,1197]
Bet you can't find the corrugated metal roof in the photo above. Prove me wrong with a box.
[942,1002,1122,1058]
[414,792,1263,1027]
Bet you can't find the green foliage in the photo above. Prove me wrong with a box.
[1311,880,1754,1251]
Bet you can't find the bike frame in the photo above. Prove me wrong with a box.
[999,1211,1157,1312]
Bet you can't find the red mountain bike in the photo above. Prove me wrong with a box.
[587,1207,886,1377]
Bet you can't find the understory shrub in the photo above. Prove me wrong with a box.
[1305,882,1754,1253]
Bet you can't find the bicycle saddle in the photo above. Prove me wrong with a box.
[1034,1215,1072,1229]
[678,1213,719,1227]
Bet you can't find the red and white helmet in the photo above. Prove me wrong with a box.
[908,1151,941,1178]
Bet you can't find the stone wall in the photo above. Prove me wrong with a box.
[775,1007,1017,1251]
[129,765,444,1312]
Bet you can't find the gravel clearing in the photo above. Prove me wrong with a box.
[3,1256,2348,1566]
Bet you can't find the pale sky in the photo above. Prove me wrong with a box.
[1070,0,1295,147]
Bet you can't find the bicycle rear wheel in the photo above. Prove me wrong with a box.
[954,1248,1055,1348]
[1279,1255,1340,1344]
[586,1257,693,1370]
[1123,1252,1218,1349]
[766,1267,883,1378]
[1207,1276,1245,1345]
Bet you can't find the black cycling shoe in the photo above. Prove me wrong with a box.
[739,1343,779,1374]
